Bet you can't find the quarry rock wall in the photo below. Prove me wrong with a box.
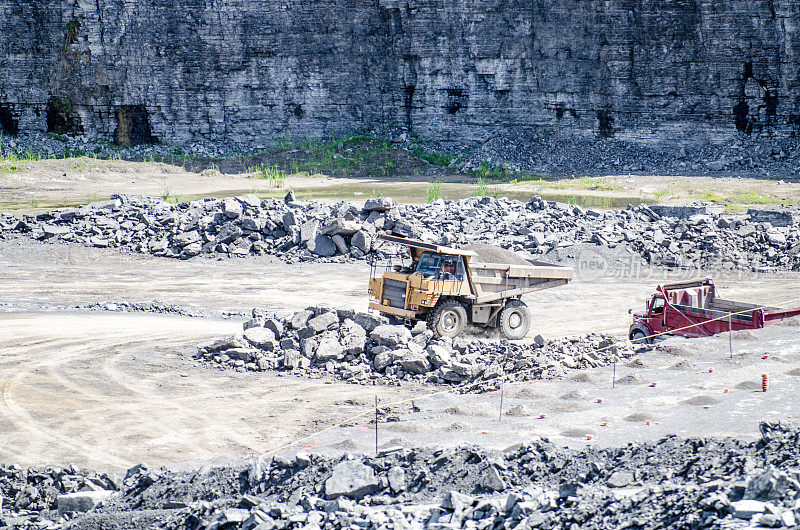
[1,0,799,147]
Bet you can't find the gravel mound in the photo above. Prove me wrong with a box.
[461,243,532,265]
[8,421,800,529]
[2,193,798,272]
[195,307,633,392]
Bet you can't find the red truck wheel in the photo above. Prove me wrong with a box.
[629,329,652,344]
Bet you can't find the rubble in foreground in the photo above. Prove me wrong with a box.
[3,422,800,529]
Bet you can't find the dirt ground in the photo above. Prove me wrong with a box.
[2,238,797,338]
[1,160,799,474]
[1,238,799,474]
[0,311,422,472]
[2,158,799,212]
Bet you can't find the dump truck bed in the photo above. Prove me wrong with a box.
[658,278,800,335]
[470,261,573,304]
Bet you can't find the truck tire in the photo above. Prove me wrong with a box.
[427,300,467,338]
[499,300,531,340]
[629,329,652,344]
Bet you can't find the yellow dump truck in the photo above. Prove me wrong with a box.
[368,234,573,339]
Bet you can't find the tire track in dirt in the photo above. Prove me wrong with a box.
[0,312,418,472]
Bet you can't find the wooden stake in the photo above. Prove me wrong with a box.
[612,358,616,389]
[374,395,379,456]
[499,381,504,423]
[729,313,733,359]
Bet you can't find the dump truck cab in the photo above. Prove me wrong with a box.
[368,236,477,322]
[369,234,573,339]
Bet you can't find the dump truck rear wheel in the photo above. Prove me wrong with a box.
[499,300,530,340]
[428,300,467,338]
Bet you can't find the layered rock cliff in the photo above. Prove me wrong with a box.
[0,1,798,148]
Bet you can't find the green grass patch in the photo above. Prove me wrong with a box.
[426,180,442,203]
[476,160,512,181]
[270,133,400,178]
[161,188,180,204]
[412,146,456,167]
[511,175,619,192]
[693,191,796,211]
[472,177,489,197]
[253,165,287,188]
[0,145,45,175]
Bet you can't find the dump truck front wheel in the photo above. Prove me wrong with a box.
[629,328,652,344]
[499,300,531,340]
[428,300,467,338]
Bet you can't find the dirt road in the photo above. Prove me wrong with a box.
[0,311,421,472]
[2,239,798,338]
[1,238,798,473]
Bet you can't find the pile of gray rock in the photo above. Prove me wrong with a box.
[77,300,207,318]
[0,463,119,528]
[196,307,632,390]
[2,193,798,272]
[24,421,799,529]
[0,193,390,263]
[471,132,800,179]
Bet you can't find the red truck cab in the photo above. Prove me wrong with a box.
[629,278,800,344]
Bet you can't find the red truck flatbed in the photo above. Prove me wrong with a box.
[629,278,800,343]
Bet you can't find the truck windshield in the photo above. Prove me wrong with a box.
[416,252,465,281]
[650,297,665,314]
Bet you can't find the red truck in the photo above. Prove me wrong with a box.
[629,278,800,344]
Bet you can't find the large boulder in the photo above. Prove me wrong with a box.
[57,490,116,515]
[216,222,243,244]
[748,208,797,227]
[241,216,266,232]
[745,466,794,500]
[731,499,768,520]
[307,312,339,333]
[372,349,393,372]
[300,220,319,243]
[607,471,634,488]
[370,325,412,348]
[315,332,344,362]
[320,219,361,236]
[331,234,348,254]
[289,310,314,330]
[324,460,380,500]
[351,230,372,253]
[426,344,452,368]
[354,312,384,333]
[400,352,431,375]
[648,204,722,219]
[363,197,393,212]
[244,327,277,349]
[339,319,367,354]
[307,234,337,257]
[264,318,285,338]
[223,199,243,219]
